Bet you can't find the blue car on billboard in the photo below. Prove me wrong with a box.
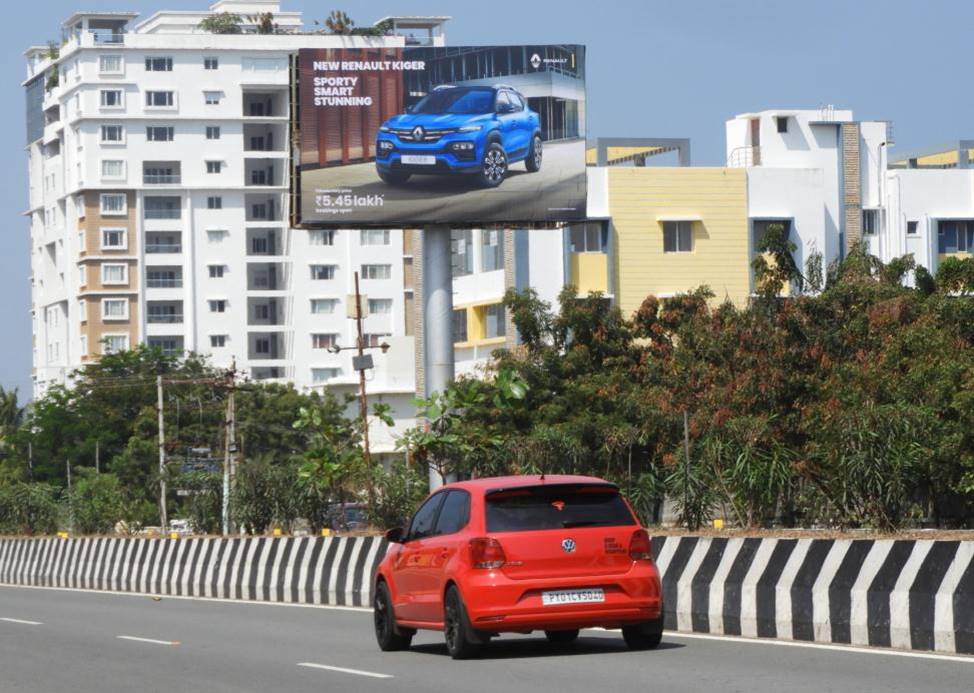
[375,85,543,188]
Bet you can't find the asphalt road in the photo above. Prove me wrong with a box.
[1,585,971,693]
[299,139,586,224]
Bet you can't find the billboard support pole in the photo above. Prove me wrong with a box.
[422,225,455,491]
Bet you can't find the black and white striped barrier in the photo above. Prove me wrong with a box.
[1,535,972,655]
[0,536,385,607]
[652,536,974,655]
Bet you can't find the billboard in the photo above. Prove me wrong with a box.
[296,45,586,226]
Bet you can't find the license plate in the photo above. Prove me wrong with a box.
[401,154,436,165]
[541,588,605,606]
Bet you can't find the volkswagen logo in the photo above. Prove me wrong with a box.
[411,125,424,141]
[561,538,576,554]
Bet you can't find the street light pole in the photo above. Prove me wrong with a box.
[354,271,376,511]
[157,375,168,529]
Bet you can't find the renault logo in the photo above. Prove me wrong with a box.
[530,53,542,69]
[411,126,424,141]
[561,538,576,554]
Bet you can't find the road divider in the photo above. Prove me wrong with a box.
[1,534,972,656]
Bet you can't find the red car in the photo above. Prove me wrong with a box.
[373,475,663,659]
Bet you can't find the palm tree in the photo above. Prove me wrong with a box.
[323,10,355,35]
[0,386,24,454]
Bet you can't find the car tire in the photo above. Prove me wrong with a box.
[478,142,508,188]
[544,629,579,645]
[622,617,663,650]
[373,581,413,652]
[377,169,412,185]
[443,585,482,659]
[525,135,543,172]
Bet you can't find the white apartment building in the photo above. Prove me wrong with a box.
[24,1,447,453]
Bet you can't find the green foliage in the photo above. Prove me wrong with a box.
[65,469,127,535]
[249,12,276,34]
[322,10,354,34]
[0,482,59,535]
[198,12,243,34]
[369,461,428,530]
[936,256,974,296]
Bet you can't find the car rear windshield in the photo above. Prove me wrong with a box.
[412,88,494,115]
[485,484,637,532]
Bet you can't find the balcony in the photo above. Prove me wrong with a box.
[569,253,609,295]
[247,262,286,291]
[243,124,286,153]
[247,297,286,326]
[245,195,281,222]
[146,267,183,289]
[144,196,182,220]
[248,332,286,360]
[245,161,283,187]
[242,91,287,119]
[146,301,183,324]
[246,229,281,256]
[145,242,182,254]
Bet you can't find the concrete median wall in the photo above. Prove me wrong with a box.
[1,534,972,655]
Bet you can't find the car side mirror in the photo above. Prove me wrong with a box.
[405,105,415,114]
[497,103,516,114]
[385,527,405,544]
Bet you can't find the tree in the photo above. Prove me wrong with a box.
[249,12,276,34]
[323,10,354,34]
[198,12,243,34]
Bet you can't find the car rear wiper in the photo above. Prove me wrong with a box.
[561,520,603,528]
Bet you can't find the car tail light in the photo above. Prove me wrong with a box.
[469,537,506,569]
[629,529,653,562]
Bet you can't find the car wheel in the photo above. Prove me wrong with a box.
[544,629,579,645]
[373,581,413,652]
[377,169,412,185]
[443,585,482,659]
[525,135,543,172]
[478,142,508,188]
[622,617,663,650]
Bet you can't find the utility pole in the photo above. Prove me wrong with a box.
[65,459,71,490]
[27,441,33,482]
[354,271,376,511]
[222,360,237,536]
[157,375,168,530]
[682,410,691,529]
[95,439,100,474]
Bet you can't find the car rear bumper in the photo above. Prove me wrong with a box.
[460,563,662,633]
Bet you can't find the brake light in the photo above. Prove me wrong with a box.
[629,529,653,561]
[469,537,506,569]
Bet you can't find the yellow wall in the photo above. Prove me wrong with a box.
[608,167,750,314]
[570,253,609,295]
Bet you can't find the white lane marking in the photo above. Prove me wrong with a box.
[297,662,392,679]
[117,635,180,646]
[0,583,371,612]
[0,617,43,625]
[582,628,974,664]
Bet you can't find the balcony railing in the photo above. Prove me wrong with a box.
[145,243,182,254]
[146,278,183,288]
[91,30,125,44]
[147,313,183,324]
[143,174,181,185]
[144,209,181,220]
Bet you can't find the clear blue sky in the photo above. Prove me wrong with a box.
[3,0,971,399]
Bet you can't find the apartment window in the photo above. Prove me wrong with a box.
[862,209,878,235]
[204,91,222,105]
[145,91,174,107]
[451,229,474,276]
[368,298,393,314]
[101,228,126,250]
[145,57,173,72]
[311,264,337,280]
[250,236,270,254]
[204,57,219,70]
[663,221,693,253]
[453,309,468,343]
[207,229,228,243]
[255,337,272,355]
[310,298,337,314]
[80,335,88,355]
[100,89,123,107]
[208,264,225,278]
[907,221,919,235]
[207,196,223,209]
[311,368,340,383]
[147,269,181,288]
[100,125,124,143]
[361,264,391,280]
[101,298,128,320]
[309,230,334,246]
[205,126,221,140]
[102,334,129,354]
[101,263,128,285]
[100,193,126,215]
[364,333,392,347]
[99,55,123,74]
[144,197,180,219]
[311,333,339,349]
[209,299,227,313]
[481,229,504,271]
[206,160,222,174]
[752,219,792,252]
[570,222,605,252]
[253,304,270,321]
[775,116,788,133]
[146,126,174,142]
[938,220,974,254]
[210,335,227,348]
[485,304,506,339]
[250,203,268,219]
[100,160,125,180]
[360,229,390,246]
